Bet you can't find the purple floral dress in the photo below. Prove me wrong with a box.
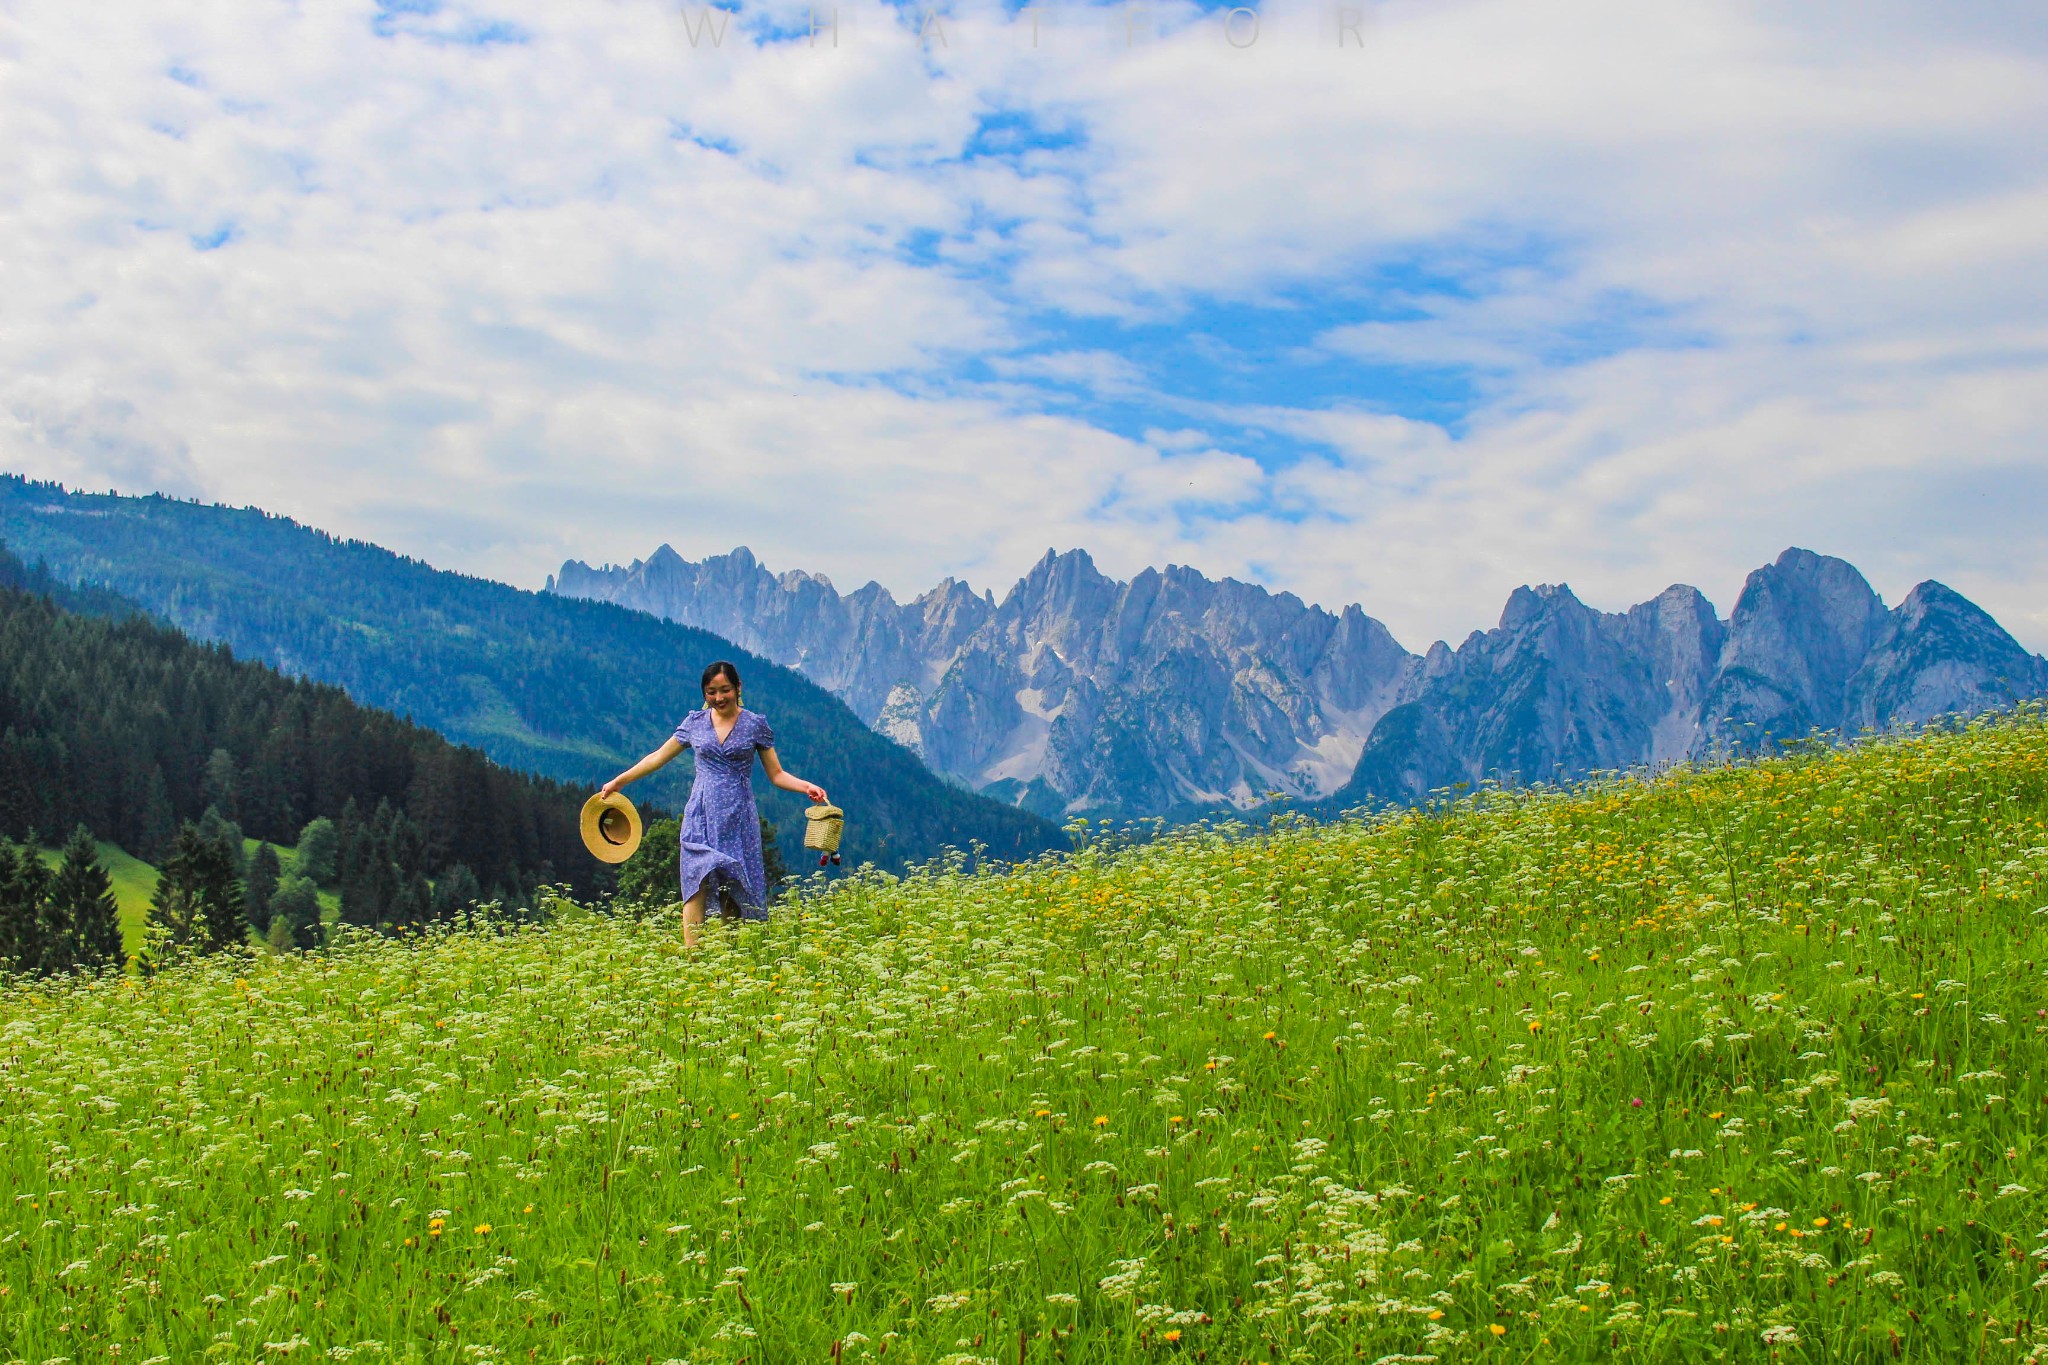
[672,707,775,918]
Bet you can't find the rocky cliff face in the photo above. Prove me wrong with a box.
[1326,549,2048,809]
[551,546,991,721]
[552,546,2048,816]
[553,546,1417,813]
[1842,581,2047,733]
[1694,548,1893,755]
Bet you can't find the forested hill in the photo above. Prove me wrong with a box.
[0,543,595,900]
[0,477,1063,871]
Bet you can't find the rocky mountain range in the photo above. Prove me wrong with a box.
[550,545,2048,817]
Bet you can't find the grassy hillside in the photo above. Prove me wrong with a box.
[34,838,342,962]
[4,706,2045,1361]
[0,475,1063,872]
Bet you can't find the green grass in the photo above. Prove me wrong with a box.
[5,708,2048,1362]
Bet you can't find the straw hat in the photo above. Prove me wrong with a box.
[580,791,644,863]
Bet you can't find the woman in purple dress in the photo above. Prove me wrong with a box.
[600,661,826,947]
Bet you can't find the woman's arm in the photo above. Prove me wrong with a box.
[600,737,685,798]
[759,747,827,804]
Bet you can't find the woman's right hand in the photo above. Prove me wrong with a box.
[600,778,623,799]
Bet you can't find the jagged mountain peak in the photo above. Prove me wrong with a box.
[1767,544,1863,580]
[1012,547,1110,596]
[550,543,2046,818]
[915,576,993,611]
[1001,548,1125,653]
[1641,581,1719,614]
[1734,548,1887,640]
[1895,578,1979,622]
[1015,546,1102,583]
[1698,546,1892,749]
[1842,578,2048,731]
[553,542,1420,813]
[1498,582,1591,630]
[776,566,841,595]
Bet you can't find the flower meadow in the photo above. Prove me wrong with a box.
[5,709,2048,1364]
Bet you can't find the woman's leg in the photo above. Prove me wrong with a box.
[681,887,706,950]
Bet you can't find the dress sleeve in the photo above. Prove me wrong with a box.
[752,712,775,751]
[672,710,697,748]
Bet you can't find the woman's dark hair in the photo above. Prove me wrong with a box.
[701,660,741,695]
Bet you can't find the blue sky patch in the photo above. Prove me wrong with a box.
[960,109,1086,164]
[371,0,530,45]
[669,122,741,156]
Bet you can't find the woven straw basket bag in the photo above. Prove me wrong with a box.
[804,803,845,866]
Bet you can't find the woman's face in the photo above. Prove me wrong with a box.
[703,674,740,713]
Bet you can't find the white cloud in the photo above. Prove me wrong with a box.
[0,378,204,499]
[988,349,1151,395]
[0,0,2044,657]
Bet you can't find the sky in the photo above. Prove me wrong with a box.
[2,0,2045,653]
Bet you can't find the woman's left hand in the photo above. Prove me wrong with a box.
[805,784,828,804]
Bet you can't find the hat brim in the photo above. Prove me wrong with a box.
[580,792,644,864]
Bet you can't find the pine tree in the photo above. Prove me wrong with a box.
[335,797,363,874]
[267,875,323,949]
[407,746,466,872]
[49,825,122,974]
[366,847,401,931]
[338,822,384,930]
[242,737,300,842]
[0,839,52,974]
[136,766,177,863]
[356,801,410,932]
[150,821,246,955]
[0,732,39,842]
[147,824,208,953]
[295,816,339,885]
[393,872,432,931]
[197,805,247,880]
[429,863,482,923]
[246,843,281,934]
[336,800,383,929]
[193,824,246,951]
[390,807,427,880]
[34,854,75,974]
[202,748,241,822]
[0,840,25,970]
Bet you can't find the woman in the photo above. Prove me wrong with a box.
[600,661,826,947]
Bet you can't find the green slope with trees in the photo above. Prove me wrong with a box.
[0,540,602,932]
[0,476,1063,872]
